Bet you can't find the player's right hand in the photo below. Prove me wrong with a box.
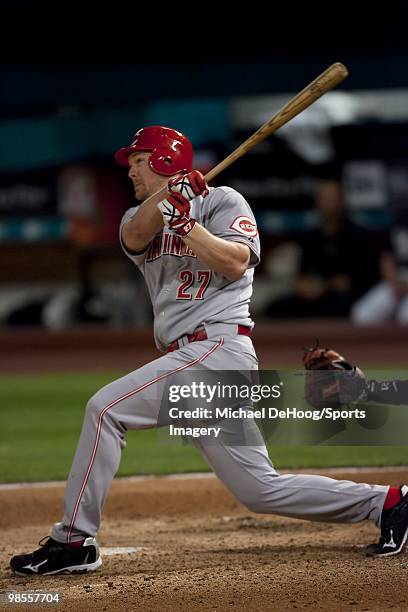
[168,170,209,200]
[157,191,196,237]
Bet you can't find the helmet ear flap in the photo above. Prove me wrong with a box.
[148,148,187,176]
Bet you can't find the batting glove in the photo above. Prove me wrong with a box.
[168,170,209,200]
[157,191,196,236]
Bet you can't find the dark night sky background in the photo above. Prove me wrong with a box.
[2,1,407,67]
[1,0,407,119]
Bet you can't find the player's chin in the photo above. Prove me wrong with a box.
[134,186,147,201]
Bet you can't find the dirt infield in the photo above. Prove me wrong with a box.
[2,469,408,611]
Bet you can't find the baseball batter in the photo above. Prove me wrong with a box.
[10,126,408,575]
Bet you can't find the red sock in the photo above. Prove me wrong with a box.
[66,539,85,548]
[383,487,401,510]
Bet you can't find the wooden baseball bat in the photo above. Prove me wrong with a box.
[205,62,349,183]
[140,62,348,207]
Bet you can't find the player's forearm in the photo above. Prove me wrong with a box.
[183,223,250,281]
[122,201,164,251]
[367,380,408,405]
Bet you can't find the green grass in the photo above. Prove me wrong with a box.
[0,372,407,483]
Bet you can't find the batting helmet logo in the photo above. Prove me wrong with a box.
[114,126,193,176]
[230,216,258,237]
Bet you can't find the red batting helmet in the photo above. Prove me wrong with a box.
[114,126,193,176]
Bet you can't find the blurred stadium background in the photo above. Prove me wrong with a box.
[1,1,408,480]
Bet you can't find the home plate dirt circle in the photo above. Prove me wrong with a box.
[99,547,145,556]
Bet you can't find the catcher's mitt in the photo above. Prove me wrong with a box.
[302,341,368,409]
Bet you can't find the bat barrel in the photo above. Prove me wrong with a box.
[205,62,348,183]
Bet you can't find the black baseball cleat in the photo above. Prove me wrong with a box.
[366,485,408,557]
[10,536,102,575]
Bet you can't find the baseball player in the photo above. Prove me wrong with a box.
[10,126,408,575]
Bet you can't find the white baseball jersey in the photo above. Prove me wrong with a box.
[120,186,261,351]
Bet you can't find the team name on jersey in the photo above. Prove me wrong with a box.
[146,232,197,262]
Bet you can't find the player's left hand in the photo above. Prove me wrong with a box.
[157,191,196,236]
[168,170,209,200]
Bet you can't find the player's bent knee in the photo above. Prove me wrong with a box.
[85,394,106,420]
[243,500,268,513]
[234,494,267,514]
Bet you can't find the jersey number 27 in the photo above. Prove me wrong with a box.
[176,271,212,300]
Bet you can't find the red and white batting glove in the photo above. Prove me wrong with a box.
[168,170,209,201]
[157,191,196,236]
